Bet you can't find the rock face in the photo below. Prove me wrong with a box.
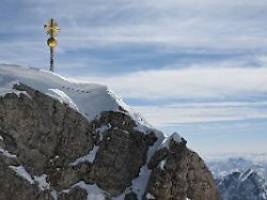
[0,83,220,200]
[145,139,219,200]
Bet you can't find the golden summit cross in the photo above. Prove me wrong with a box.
[44,18,60,72]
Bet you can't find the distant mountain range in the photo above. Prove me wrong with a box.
[207,156,267,200]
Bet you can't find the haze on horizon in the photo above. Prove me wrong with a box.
[0,0,266,156]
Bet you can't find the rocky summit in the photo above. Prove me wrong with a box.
[0,65,219,200]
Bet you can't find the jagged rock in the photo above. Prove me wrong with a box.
[186,151,220,200]
[89,119,150,195]
[0,162,53,200]
[0,68,219,200]
[145,136,220,200]
[0,83,94,191]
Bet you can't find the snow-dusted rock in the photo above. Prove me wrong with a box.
[0,65,219,200]
[146,135,219,200]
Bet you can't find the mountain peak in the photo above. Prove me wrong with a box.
[0,64,219,200]
[0,64,149,126]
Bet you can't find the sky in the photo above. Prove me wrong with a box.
[0,0,267,156]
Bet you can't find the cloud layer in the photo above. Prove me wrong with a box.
[69,66,267,125]
[1,0,267,70]
[75,66,267,100]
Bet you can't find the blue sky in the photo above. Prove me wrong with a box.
[0,0,267,156]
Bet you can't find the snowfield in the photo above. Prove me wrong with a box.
[0,64,148,127]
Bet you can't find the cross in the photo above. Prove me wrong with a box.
[44,18,60,72]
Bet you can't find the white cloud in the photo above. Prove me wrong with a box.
[74,66,267,100]
[3,0,267,51]
[58,0,267,50]
[134,102,267,125]
[69,66,267,125]
[1,0,267,72]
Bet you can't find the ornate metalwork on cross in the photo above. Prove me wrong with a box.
[44,18,60,72]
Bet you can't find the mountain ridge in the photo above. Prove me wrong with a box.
[0,64,219,200]
[208,157,267,200]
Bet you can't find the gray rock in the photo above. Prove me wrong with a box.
[58,187,87,200]
[0,162,53,200]
[0,83,94,191]
[0,83,219,200]
[145,138,220,200]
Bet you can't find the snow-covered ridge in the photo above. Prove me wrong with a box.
[0,64,147,125]
[0,64,194,200]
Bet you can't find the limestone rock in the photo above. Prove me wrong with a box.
[0,83,219,200]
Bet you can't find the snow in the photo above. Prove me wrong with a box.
[130,130,164,199]
[61,181,116,200]
[75,181,106,200]
[146,193,156,199]
[9,165,34,184]
[9,165,51,191]
[0,147,17,159]
[0,64,147,125]
[48,89,79,111]
[96,124,111,133]
[0,88,30,99]
[159,159,166,170]
[107,89,151,127]
[0,135,3,141]
[70,146,99,166]
[161,132,182,149]
[34,174,50,190]
[50,190,58,200]
[96,123,112,141]
[240,168,254,182]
